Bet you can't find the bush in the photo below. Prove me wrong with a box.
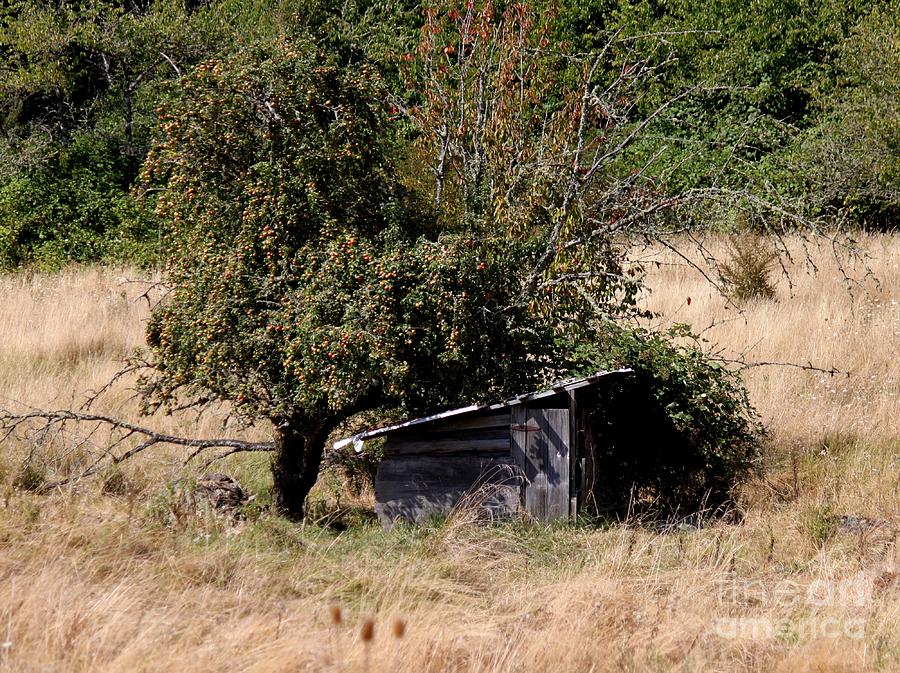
[803,504,839,547]
[788,4,900,230]
[570,322,763,517]
[0,133,159,270]
[718,235,778,302]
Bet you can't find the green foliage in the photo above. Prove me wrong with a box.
[0,0,369,269]
[556,0,886,214]
[141,38,559,426]
[0,0,208,268]
[0,132,157,269]
[0,0,894,272]
[803,504,838,547]
[649,0,871,121]
[790,3,900,229]
[571,322,762,513]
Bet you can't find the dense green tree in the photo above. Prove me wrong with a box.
[0,0,385,268]
[139,38,567,518]
[0,0,217,267]
[551,0,885,205]
[0,132,143,267]
[790,3,899,229]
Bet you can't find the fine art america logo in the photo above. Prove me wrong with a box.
[711,574,875,640]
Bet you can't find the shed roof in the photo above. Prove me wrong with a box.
[333,368,632,452]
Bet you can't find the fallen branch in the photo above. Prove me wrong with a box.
[0,408,274,491]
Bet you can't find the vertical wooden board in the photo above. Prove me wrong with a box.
[510,403,528,512]
[523,409,544,520]
[568,390,579,517]
[543,408,570,520]
[524,410,545,483]
[510,404,527,473]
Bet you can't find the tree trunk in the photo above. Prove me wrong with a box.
[271,415,333,520]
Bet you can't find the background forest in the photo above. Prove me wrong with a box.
[0,0,897,270]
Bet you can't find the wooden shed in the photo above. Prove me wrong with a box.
[334,369,633,528]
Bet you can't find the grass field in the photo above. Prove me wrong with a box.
[0,234,897,672]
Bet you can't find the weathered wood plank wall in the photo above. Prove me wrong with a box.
[375,410,519,527]
[516,406,570,521]
[376,455,521,526]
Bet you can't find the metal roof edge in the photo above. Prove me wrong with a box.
[332,368,633,452]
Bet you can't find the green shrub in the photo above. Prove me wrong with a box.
[0,133,161,270]
[144,480,197,530]
[570,322,763,517]
[803,504,839,547]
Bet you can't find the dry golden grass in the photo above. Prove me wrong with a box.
[0,235,898,673]
[639,232,900,446]
[0,267,144,409]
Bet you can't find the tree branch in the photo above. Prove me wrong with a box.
[720,358,845,376]
[0,408,274,490]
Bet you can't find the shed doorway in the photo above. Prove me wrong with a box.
[512,406,570,521]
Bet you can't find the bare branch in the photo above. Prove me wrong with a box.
[80,362,147,411]
[195,445,275,471]
[159,51,182,77]
[117,278,173,309]
[0,408,274,490]
[717,357,845,377]
[539,271,632,289]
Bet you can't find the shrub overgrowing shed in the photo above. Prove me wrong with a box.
[336,369,633,528]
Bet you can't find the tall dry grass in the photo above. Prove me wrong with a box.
[0,235,897,673]
[639,232,900,446]
[0,267,269,488]
[0,267,145,411]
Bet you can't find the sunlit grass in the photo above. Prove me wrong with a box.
[0,234,897,672]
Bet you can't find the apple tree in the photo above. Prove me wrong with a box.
[138,37,565,518]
